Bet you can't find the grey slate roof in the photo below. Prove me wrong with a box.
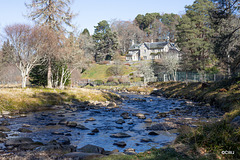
[128,44,141,51]
[144,42,168,49]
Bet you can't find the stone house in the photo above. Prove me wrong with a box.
[126,40,180,61]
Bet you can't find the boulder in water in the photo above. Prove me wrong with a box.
[110,133,131,138]
[78,144,105,154]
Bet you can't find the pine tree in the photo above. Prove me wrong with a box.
[93,20,118,62]
[210,0,240,76]
[177,0,216,75]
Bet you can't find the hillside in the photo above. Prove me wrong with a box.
[81,63,136,82]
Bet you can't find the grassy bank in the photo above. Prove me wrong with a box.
[0,87,119,114]
[149,79,240,121]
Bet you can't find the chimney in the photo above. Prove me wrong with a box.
[131,40,135,46]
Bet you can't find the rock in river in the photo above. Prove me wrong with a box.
[17,128,32,133]
[124,148,137,155]
[121,112,131,119]
[115,119,125,124]
[0,126,11,132]
[85,117,96,122]
[107,102,117,109]
[66,121,78,127]
[136,113,146,119]
[0,120,10,126]
[144,118,152,123]
[92,128,99,133]
[113,141,126,147]
[58,119,68,125]
[110,133,131,138]
[140,138,153,142]
[148,131,159,135]
[0,132,7,142]
[5,137,34,146]
[76,124,89,130]
[55,136,70,145]
[51,131,64,135]
[155,112,168,119]
[78,144,105,154]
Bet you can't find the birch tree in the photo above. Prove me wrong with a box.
[138,61,156,86]
[4,24,47,88]
[57,33,86,89]
[111,20,145,54]
[159,51,180,81]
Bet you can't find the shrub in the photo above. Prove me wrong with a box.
[129,73,134,76]
[106,66,123,76]
[118,77,130,84]
[107,77,114,83]
[94,80,104,85]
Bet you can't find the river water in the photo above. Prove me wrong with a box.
[0,93,210,153]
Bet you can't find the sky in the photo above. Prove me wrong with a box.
[0,0,195,35]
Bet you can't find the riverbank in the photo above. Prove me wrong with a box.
[89,79,240,159]
[0,87,120,114]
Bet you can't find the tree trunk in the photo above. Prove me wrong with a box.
[173,70,177,81]
[185,71,188,84]
[59,68,65,90]
[47,58,53,88]
[21,74,27,88]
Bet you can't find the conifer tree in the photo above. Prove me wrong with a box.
[93,20,118,62]
[177,0,216,74]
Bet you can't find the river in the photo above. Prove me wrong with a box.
[0,92,223,153]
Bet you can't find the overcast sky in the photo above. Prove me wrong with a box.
[0,0,195,34]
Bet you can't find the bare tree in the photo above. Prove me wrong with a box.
[26,0,75,88]
[111,20,145,54]
[138,61,156,86]
[79,33,95,61]
[156,50,180,81]
[3,24,49,88]
[56,33,87,89]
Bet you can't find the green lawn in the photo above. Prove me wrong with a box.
[81,63,136,82]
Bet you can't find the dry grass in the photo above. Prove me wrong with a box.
[0,87,117,113]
